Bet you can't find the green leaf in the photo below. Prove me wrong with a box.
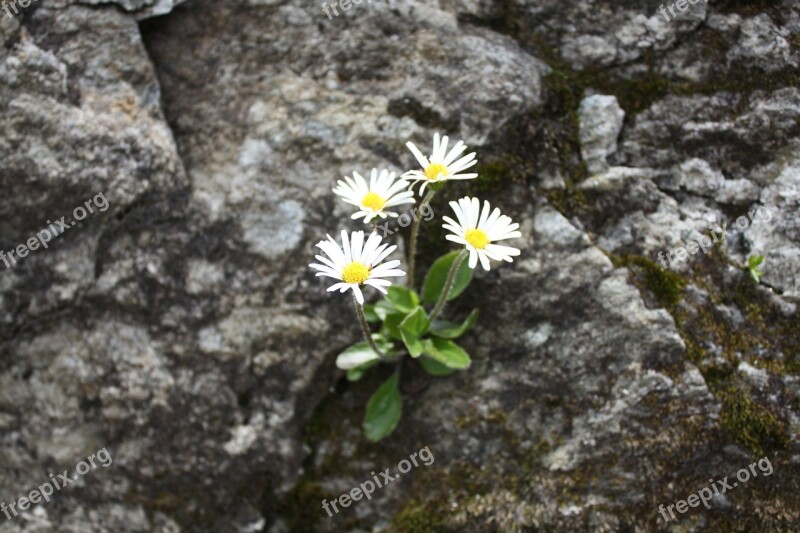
[373,300,397,321]
[363,373,402,442]
[421,338,471,369]
[422,252,472,304]
[386,286,420,313]
[347,367,365,381]
[399,307,429,357]
[429,309,479,339]
[746,255,764,283]
[347,359,379,381]
[335,338,392,370]
[418,356,458,376]
[362,304,380,323]
[380,312,406,341]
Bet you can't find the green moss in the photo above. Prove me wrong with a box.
[541,68,583,116]
[519,28,800,129]
[387,459,500,532]
[682,313,791,456]
[454,415,479,429]
[546,187,586,213]
[605,248,795,455]
[278,481,331,532]
[718,383,789,455]
[639,247,796,454]
[390,499,447,532]
[519,36,680,118]
[466,160,520,195]
[523,439,552,472]
[614,255,686,310]
[694,249,800,377]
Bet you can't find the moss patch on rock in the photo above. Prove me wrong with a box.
[718,382,790,454]
[612,247,794,456]
[612,254,687,311]
[389,499,447,532]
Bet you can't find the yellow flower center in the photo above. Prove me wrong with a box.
[465,229,490,250]
[342,262,371,284]
[361,192,386,211]
[424,163,448,181]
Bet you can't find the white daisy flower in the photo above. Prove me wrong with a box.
[309,230,405,304]
[333,169,415,223]
[403,133,478,193]
[442,197,522,271]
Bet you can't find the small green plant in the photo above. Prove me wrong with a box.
[746,254,765,283]
[309,134,522,441]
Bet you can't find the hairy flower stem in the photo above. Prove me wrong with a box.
[407,189,436,290]
[353,292,385,358]
[429,249,468,322]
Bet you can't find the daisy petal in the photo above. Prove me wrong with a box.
[478,251,491,271]
[351,285,364,305]
[406,142,430,168]
[468,249,478,269]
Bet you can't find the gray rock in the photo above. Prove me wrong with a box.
[1,0,798,531]
[744,156,800,298]
[727,13,799,72]
[579,95,626,175]
[678,158,725,196]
